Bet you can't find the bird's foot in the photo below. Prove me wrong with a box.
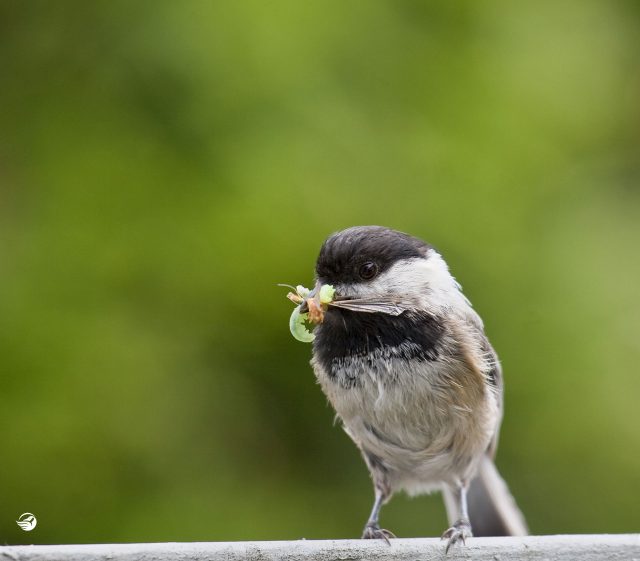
[441,518,472,553]
[362,523,396,544]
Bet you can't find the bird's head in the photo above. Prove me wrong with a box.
[305,225,463,316]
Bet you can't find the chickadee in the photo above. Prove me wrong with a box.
[301,226,527,551]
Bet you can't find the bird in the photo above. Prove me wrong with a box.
[300,225,527,551]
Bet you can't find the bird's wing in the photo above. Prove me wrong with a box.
[483,338,503,458]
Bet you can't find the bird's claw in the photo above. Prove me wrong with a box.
[441,518,472,553]
[362,523,396,544]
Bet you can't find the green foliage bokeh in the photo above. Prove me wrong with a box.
[1,0,639,544]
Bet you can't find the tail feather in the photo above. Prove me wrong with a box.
[444,456,528,537]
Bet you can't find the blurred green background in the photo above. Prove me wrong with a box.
[1,0,639,545]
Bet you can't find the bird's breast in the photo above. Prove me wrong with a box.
[310,311,499,485]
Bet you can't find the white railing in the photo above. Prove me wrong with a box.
[2,535,639,561]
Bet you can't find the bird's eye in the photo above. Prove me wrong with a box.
[358,261,378,280]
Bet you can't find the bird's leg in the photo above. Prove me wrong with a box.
[442,481,473,553]
[362,484,395,543]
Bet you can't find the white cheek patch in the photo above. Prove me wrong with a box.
[335,251,477,319]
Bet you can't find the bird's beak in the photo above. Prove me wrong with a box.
[298,280,323,314]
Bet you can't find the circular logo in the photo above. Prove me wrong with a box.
[16,512,37,531]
